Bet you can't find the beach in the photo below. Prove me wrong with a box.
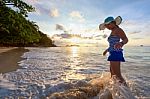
[0,46,150,98]
[0,47,28,73]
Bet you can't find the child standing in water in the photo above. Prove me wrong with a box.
[99,16,128,84]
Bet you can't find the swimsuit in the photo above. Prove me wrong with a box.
[107,35,125,62]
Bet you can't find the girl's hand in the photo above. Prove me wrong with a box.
[114,42,123,49]
[103,50,108,56]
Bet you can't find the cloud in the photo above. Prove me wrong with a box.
[121,20,145,35]
[52,33,82,39]
[25,0,60,17]
[132,38,143,40]
[70,11,82,19]
[50,8,59,17]
[34,4,50,15]
[129,31,141,34]
[56,24,65,30]
[69,11,85,22]
[24,0,39,5]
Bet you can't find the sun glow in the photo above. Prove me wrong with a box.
[69,37,81,44]
[62,46,86,81]
[71,46,79,57]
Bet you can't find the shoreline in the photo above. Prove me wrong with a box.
[0,47,28,74]
[0,47,18,53]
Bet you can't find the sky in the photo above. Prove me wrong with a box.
[24,0,150,46]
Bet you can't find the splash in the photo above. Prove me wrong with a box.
[47,72,136,99]
[0,72,137,99]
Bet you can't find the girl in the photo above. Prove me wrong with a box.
[99,16,128,84]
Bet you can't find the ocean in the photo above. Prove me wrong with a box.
[0,46,150,98]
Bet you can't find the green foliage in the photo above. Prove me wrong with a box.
[38,31,56,47]
[0,0,35,16]
[0,6,56,47]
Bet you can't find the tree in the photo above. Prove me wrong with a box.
[0,1,56,47]
[0,0,35,16]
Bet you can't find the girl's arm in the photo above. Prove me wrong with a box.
[103,49,108,56]
[114,28,128,49]
[118,28,128,45]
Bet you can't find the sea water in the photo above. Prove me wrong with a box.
[0,46,150,98]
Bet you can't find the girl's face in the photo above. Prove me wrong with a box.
[105,22,116,30]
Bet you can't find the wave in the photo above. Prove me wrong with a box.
[0,72,138,99]
[47,73,136,99]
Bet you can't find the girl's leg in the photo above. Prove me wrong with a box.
[110,61,125,82]
[110,65,114,77]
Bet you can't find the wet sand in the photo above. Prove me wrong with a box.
[0,47,28,73]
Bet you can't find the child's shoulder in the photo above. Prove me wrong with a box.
[115,27,125,35]
[115,27,124,32]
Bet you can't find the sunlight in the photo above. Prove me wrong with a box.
[61,46,86,82]
[69,37,81,44]
[64,72,86,82]
[71,46,79,57]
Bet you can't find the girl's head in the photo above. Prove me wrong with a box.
[99,16,122,30]
[104,21,117,30]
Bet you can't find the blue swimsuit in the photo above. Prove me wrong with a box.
[107,35,125,62]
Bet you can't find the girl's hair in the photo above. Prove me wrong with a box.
[111,21,116,25]
[112,21,119,27]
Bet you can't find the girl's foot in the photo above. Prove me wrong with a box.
[112,75,128,87]
[118,80,128,87]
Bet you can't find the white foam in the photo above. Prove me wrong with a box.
[0,74,16,90]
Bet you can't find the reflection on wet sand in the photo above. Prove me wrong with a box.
[0,48,28,73]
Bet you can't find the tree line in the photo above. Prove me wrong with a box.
[0,0,56,47]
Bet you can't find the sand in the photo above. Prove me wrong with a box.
[0,47,28,73]
[0,47,17,53]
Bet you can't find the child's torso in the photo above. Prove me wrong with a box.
[107,35,123,52]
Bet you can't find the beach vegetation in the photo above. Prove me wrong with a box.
[0,0,56,47]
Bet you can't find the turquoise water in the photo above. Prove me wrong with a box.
[0,46,150,98]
